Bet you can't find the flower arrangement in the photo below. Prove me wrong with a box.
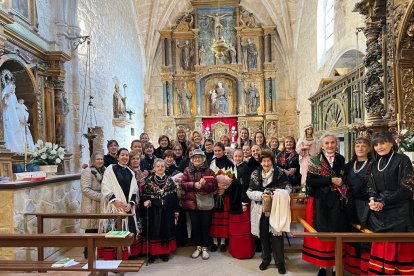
[396,129,414,152]
[213,168,235,209]
[32,140,65,165]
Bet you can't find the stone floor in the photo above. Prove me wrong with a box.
[42,242,333,276]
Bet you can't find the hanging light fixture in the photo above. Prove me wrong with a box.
[79,37,98,157]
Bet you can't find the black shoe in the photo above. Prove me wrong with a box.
[219,244,227,252]
[278,264,286,274]
[148,255,156,263]
[210,244,218,252]
[259,261,270,271]
[160,254,169,262]
[317,268,326,276]
[332,271,335,276]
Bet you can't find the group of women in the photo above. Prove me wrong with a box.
[79,126,414,275]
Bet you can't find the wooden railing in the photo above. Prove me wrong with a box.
[294,217,414,276]
[25,212,133,261]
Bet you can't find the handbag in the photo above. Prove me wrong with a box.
[196,193,214,210]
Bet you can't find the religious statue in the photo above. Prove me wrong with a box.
[230,126,237,143]
[240,8,257,28]
[177,40,193,71]
[228,43,236,64]
[177,82,192,116]
[113,83,126,118]
[203,12,232,38]
[16,98,35,151]
[1,69,27,153]
[199,43,207,65]
[209,81,229,115]
[242,38,258,70]
[245,82,260,114]
[203,127,211,139]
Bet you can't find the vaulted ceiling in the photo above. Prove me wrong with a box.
[132,0,307,89]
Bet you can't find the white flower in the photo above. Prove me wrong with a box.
[401,129,408,135]
[50,150,57,155]
[32,152,38,157]
[55,158,61,164]
[53,144,58,150]
[409,137,414,144]
[59,154,64,160]
[36,140,43,146]
[45,142,52,149]
[41,154,47,159]
[58,148,65,153]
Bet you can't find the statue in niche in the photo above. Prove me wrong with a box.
[242,38,258,70]
[1,69,26,153]
[177,40,193,71]
[177,82,192,116]
[199,43,207,65]
[203,12,232,38]
[228,43,236,64]
[113,83,126,118]
[209,81,229,115]
[245,82,260,114]
[16,98,35,151]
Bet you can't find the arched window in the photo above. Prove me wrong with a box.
[317,0,335,68]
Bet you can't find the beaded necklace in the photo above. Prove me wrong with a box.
[353,159,368,174]
[377,151,395,172]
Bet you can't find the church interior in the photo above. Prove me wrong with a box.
[1,0,414,275]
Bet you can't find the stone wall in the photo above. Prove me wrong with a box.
[295,0,366,133]
[0,178,81,261]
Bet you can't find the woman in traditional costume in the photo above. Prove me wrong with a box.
[227,149,255,259]
[302,132,348,276]
[154,135,172,159]
[296,124,318,185]
[141,159,179,263]
[343,137,373,275]
[104,140,119,167]
[236,127,253,149]
[140,142,155,175]
[181,149,218,259]
[364,131,414,275]
[210,142,234,252]
[276,136,301,188]
[101,148,140,260]
[247,149,291,274]
[80,152,105,259]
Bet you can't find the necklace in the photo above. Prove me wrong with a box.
[353,159,368,173]
[377,151,395,172]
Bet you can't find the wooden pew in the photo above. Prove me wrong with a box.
[25,212,133,260]
[0,233,143,275]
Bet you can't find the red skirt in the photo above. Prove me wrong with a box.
[142,237,177,256]
[101,236,143,260]
[228,208,255,259]
[302,197,336,267]
[211,195,230,238]
[344,243,370,275]
[368,242,414,275]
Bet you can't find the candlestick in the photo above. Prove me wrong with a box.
[397,113,401,133]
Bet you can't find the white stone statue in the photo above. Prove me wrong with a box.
[177,82,192,116]
[210,81,229,115]
[113,83,126,118]
[1,69,26,153]
[16,98,35,151]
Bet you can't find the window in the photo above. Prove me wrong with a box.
[325,0,334,51]
[317,0,335,68]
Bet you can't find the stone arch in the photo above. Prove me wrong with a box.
[0,56,40,141]
[326,48,365,77]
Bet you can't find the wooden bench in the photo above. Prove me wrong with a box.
[25,212,133,260]
[0,233,144,275]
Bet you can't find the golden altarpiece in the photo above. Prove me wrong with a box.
[0,2,71,179]
[158,0,280,142]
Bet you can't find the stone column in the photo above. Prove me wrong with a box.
[235,27,242,64]
[193,29,199,65]
[168,37,173,66]
[265,79,271,113]
[162,81,168,116]
[53,80,66,146]
[168,80,174,116]
[271,79,277,112]
[263,26,275,64]
[237,79,243,114]
[196,80,201,115]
